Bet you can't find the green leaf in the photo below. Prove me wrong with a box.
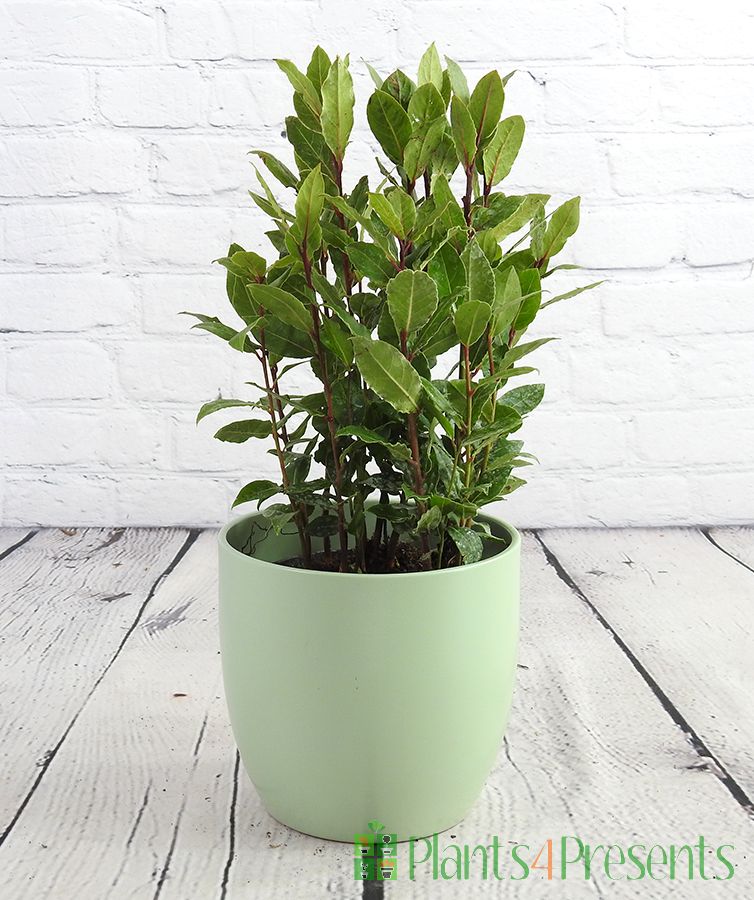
[503,337,556,365]
[447,526,483,564]
[541,280,603,308]
[482,116,524,187]
[366,90,412,167]
[249,151,298,189]
[455,299,491,346]
[365,62,383,90]
[228,318,264,351]
[407,82,445,123]
[320,316,353,366]
[382,69,415,108]
[292,165,325,254]
[285,116,326,171]
[466,241,495,304]
[256,317,313,359]
[417,42,443,91]
[541,197,580,259]
[351,337,422,413]
[450,96,476,168]
[514,268,542,329]
[387,269,439,335]
[388,188,416,236]
[431,174,466,230]
[428,242,465,298]
[232,480,280,508]
[499,383,544,415]
[369,191,406,238]
[306,45,331,94]
[275,59,321,115]
[182,311,237,342]
[403,116,446,183]
[444,56,469,103]
[468,404,523,444]
[346,242,396,286]
[417,505,442,532]
[214,419,273,443]
[468,71,504,147]
[196,398,260,424]
[248,284,312,334]
[336,425,412,461]
[306,515,340,537]
[321,56,354,161]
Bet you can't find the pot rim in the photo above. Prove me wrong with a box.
[218,508,520,579]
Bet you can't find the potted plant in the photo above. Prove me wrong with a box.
[186,44,599,842]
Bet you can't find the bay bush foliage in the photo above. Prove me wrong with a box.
[186,44,600,572]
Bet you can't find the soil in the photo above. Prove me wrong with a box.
[277,542,434,574]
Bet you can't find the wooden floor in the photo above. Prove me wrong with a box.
[0,527,752,899]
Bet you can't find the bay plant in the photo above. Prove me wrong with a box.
[185,44,600,572]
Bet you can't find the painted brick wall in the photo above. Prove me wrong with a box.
[1,0,753,527]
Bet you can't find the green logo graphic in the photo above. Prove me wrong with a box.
[354,820,398,881]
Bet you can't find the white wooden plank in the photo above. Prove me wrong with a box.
[388,533,754,898]
[707,526,754,574]
[0,530,359,900]
[0,528,37,560]
[0,527,191,834]
[541,528,754,810]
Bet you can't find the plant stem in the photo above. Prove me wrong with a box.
[463,165,474,226]
[302,253,350,572]
[257,338,311,564]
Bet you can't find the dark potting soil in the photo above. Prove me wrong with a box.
[277,542,434,574]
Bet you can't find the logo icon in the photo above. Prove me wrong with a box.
[354,820,398,880]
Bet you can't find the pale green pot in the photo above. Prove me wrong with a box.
[218,510,520,842]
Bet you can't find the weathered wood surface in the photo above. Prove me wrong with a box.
[0,527,752,899]
[542,528,754,807]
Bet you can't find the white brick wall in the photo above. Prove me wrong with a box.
[1,0,753,527]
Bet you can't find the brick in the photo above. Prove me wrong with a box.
[6,340,114,401]
[1,204,116,267]
[164,1,253,60]
[506,133,611,198]
[118,205,254,269]
[0,410,106,465]
[98,67,205,128]
[0,136,146,197]
[684,203,754,266]
[4,474,117,526]
[571,205,678,269]
[601,280,754,336]
[609,134,754,197]
[137,273,226,334]
[626,0,754,59]
[488,476,577,528]
[675,335,754,400]
[520,410,630,468]
[117,340,233,402]
[0,67,91,126]
[0,274,136,332]
[154,136,253,196]
[543,66,654,126]
[692,472,754,524]
[105,409,170,469]
[313,1,399,63]
[568,342,679,404]
[172,410,280,476]
[576,474,694,526]
[1,2,156,60]
[658,66,754,127]
[115,475,230,526]
[634,410,754,466]
[208,70,267,127]
[399,1,618,62]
